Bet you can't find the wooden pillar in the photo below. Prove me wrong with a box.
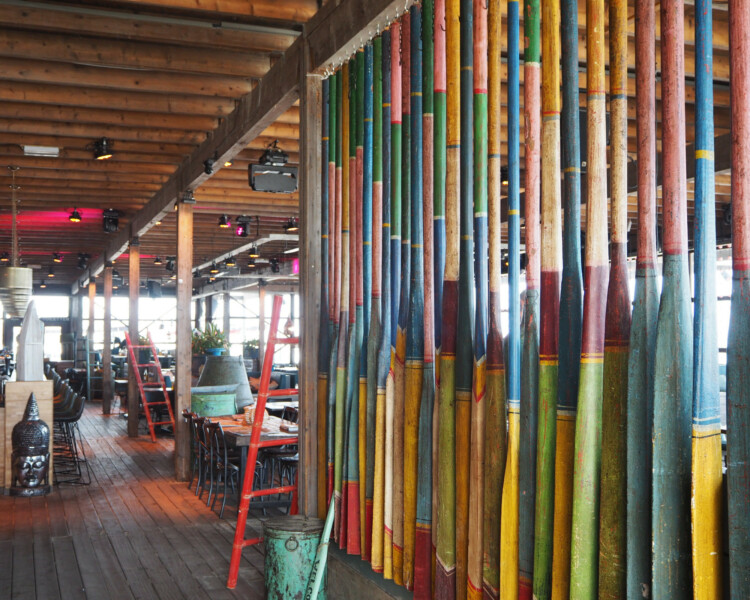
[87,280,96,342]
[194,298,203,330]
[223,292,231,335]
[70,294,82,340]
[258,285,267,367]
[298,48,323,517]
[175,201,194,480]
[127,238,140,438]
[102,265,113,414]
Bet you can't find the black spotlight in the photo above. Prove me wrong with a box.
[248,245,260,259]
[69,208,82,223]
[249,140,298,193]
[270,257,280,274]
[93,137,113,160]
[77,253,89,270]
[53,252,63,263]
[153,256,163,266]
[209,262,220,275]
[225,256,236,267]
[0,252,9,262]
[218,214,231,229]
[284,217,299,233]
[235,215,251,237]
[247,258,256,268]
[102,208,119,233]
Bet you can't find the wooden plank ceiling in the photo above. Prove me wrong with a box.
[0,0,733,291]
[0,0,314,290]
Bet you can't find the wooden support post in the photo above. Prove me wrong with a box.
[298,47,323,516]
[102,265,113,414]
[175,201,194,481]
[70,294,82,341]
[223,292,231,335]
[194,298,202,330]
[258,285,267,367]
[127,239,140,437]
[88,281,96,343]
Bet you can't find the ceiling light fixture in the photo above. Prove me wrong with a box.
[225,256,236,267]
[23,145,59,158]
[39,282,47,289]
[1,252,10,262]
[155,220,162,226]
[102,208,119,233]
[53,252,63,263]
[69,208,82,223]
[93,137,113,160]
[153,256,163,265]
[218,214,231,229]
[77,253,89,270]
[284,217,299,233]
[224,159,234,168]
[248,245,260,259]
[209,262,220,274]
[47,266,55,278]
[235,215,251,237]
[247,258,256,268]
[270,257,280,273]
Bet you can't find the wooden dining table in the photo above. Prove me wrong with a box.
[214,413,298,507]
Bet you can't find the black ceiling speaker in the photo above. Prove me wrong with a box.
[102,208,119,233]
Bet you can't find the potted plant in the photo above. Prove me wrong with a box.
[192,323,229,356]
[242,339,260,360]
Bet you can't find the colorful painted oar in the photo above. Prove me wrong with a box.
[404,6,424,589]
[333,63,351,544]
[598,1,630,596]
[371,31,391,576]
[327,71,341,511]
[342,54,362,554]
[414,0,435,595]
[455,1,475,596]
[432,0,447,581]
[519,0,540,595]
[435,0,459,596]
[467,0,488,597]
[651,1,692,596]
[499,1,521,597]
[551,0,582,595]
[625,2,657,597]
[728,2,750,596]
[482,1,506,597]
[393,12,412,583]
[363,40,379,564]
[691,2,723,598]
[383,22,402,580]
[318,77,331,520]
[569,0,609,595]
[532,0,561,595]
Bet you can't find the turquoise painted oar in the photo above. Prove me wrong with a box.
[626,1,658,596]
[652,1,693,596]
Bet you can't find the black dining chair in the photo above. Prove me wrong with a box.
[207,423,241,519]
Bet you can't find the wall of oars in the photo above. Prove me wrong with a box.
[315,1,749,599]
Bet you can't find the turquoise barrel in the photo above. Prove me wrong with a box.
[190,385,237,417]
[263,516,325,599]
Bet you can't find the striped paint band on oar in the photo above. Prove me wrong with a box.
[392,11,411,585]
[598,0,630,597]
[728,2,750,596]
[414,0,435,595]
[625,1,658,596]
[431,0,447,586]
[344,52,363,555]
[499,1,521,598]
[318,76,331,520]
[383,21,401,580]
[435,0,459,596]
[455,0,475,595]
[327,70,341,511]
[691,2,723,598]
[519,0,540,596]
[570,0,609,595]
[652,1,693,596]
[482,0,506,598]
[333,63,351,545]
[467,0,487,597]
[363,41,378,564]
[403,7,424,590]
[551,0,582,595]
[532,0,562,595]
[372,31,391,575]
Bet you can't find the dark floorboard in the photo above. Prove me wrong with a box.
[0,402,272,599]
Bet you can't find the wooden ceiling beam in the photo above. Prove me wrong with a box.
[0,81,236,116]
[0,58,254,97]
[0,28,271,78]
[0,2,297,53]
[0,101,219,131]
[0,132,195,155]
[0,155,175,174]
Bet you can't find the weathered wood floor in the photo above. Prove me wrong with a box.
[0,403,269,600]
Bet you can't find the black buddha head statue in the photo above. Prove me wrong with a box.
[10,393,50,496]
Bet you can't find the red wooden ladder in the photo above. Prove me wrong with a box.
[227,294,299,589]
[124,332,176,442]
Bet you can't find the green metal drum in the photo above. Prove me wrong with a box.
[263,516,325,599]
[190,385,237,417]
